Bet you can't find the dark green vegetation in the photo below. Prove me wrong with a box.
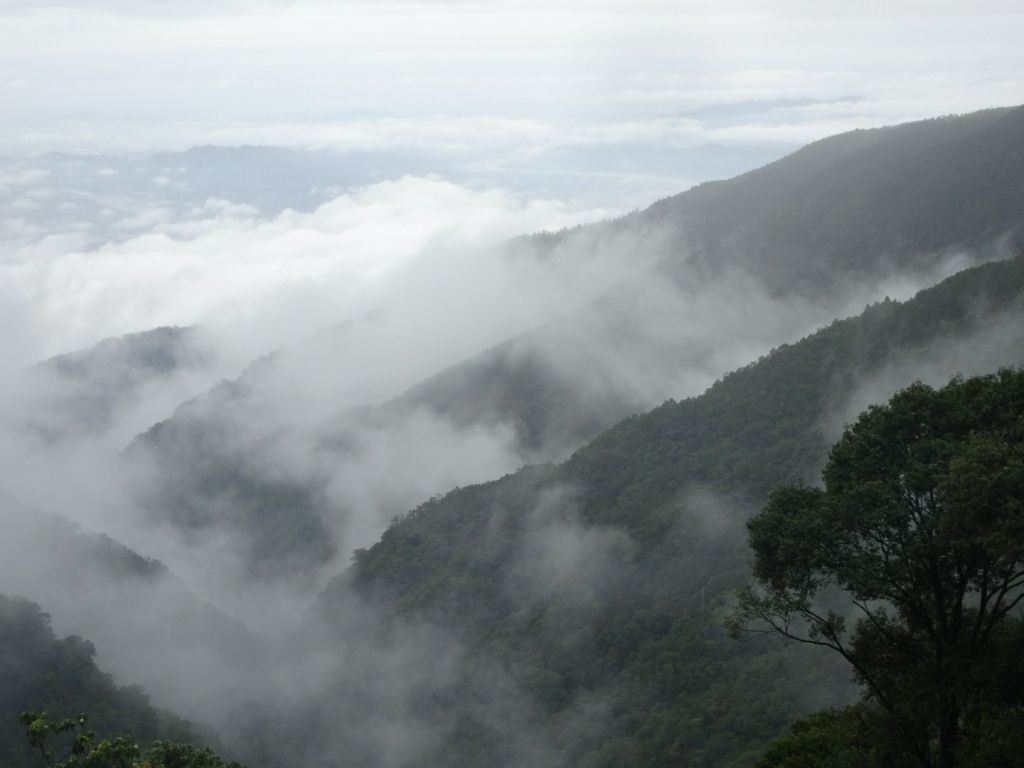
[735,371,1024,768]
[2,594,245,768]
[126,106,1024,585]
[753,706,877,768]
[0,595,180,768]
[19,711,242,768]
[637,106,1024,292]
[0,495,262,764]
[271,257,1024,767]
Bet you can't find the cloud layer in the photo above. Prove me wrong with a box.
[0,175,615,369]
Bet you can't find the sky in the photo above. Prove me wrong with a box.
[0,0,1022,357]
[2,1,1022,163]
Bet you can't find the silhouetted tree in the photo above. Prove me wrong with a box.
[730,370,1024,768]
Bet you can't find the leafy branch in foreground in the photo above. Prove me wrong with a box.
[19,712,244,768]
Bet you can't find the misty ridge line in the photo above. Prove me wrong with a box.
[3,105,1024,768]
[4,252,1019,768]
[0,249,1011,663]
[4,105,1021,633]
[0,170,647,614]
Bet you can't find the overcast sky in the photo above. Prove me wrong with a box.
[1,0,1022,358]
[2,0,1021,158]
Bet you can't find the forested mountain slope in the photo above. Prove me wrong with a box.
[125,107,1024,590]
[636,105,1024,290]
[0,594,191,768]
[291,256,1024,768]
[0,494,263,735]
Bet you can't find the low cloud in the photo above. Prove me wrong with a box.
[0,145,1015,768]
[823,305,1024,445]
[507,485,637,612]
[0,175,617,365]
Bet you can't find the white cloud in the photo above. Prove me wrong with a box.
[0,176,616,365]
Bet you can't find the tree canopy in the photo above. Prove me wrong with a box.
[731,369,1024,768]
[19,712,243,768]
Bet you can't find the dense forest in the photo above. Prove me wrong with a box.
[0,594,184,767]
[738,369,1024,767]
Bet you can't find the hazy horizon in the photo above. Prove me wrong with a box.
[4,1,1023,197]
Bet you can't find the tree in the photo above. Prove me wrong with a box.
[19,712,244,768]
[20,712,140,768]
[753,706,876,768]
[729,369,1024,768]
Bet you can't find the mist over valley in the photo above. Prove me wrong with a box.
[2,5,1024,767]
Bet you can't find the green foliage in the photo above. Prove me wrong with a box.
[0,594,235,768]
[18,713,243,768]
[733,370,1024,767]
[140,741,244,768]
[754,707,880,768]
[20,712,139,768]
[0,595,165,768]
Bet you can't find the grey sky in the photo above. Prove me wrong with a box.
[2,1,1021,158]
[1,0,1022,360]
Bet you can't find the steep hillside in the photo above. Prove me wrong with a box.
[0,494,264,733]
[640,105,1024,291]
[293,256,1024,768]
[0,594,190,768]
[125,107,1024,588]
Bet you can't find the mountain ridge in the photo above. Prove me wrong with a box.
[121,105,1024,588]
[287,255,1024,768]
